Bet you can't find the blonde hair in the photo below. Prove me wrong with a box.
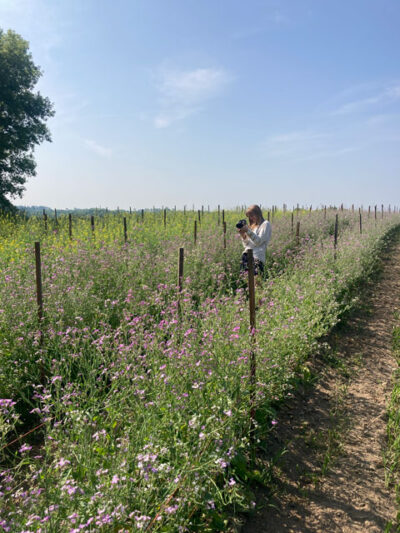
[245,204,264,228]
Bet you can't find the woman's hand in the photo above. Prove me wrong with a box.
[238,225,248,238]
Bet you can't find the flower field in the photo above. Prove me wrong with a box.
[0,206,399,532]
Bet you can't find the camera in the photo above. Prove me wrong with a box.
[236,219,247,229]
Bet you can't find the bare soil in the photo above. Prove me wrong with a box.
[242,239,400,532]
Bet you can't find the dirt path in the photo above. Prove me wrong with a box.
[243,240,400,532]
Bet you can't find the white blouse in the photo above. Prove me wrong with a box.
[241,220,272,263]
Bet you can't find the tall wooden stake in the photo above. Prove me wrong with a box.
[223,221,226,249]
[296,221,300,245]
[194,220,197,245]
[68,213,72,239]
[123,217,128,243]
[177,248,184,318]
[334,214,338,259]
[247,250,256,436]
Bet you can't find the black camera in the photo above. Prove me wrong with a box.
[236,219,247,229]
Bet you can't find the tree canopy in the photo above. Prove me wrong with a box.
[0,29,54,211]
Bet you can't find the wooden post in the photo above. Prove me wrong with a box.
[177,247,184,317]
[43,210,47,232]
[34,242,43,324]
[381,204,384,219]
[223,221,226,249]
[201,205,204,217]
[359,209,362,234]
[296,221,300,244]
[352,204,354,213]
[178,248,184,293]
[324,205,327,219]
[164,209,167,229]
[222,209,225,225]
[68,214,72,239]
[54,208,58,226]
[374,205,377,221]
[194,220,197,245]
[141,209,144,222]
[334,214,338,259]
[291,212,294,232]
[197,210,201,223]
[368,205,370,218]
[247,249,256,433]
[123,217,127,243]
[267,211,270,222]
[218,205,220,226]
[91,215,95,236]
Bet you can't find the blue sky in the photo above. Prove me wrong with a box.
[1,0,400,209]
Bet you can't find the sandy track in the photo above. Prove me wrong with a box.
[243,240,400,532]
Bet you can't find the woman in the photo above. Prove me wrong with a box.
[238,204,271,276]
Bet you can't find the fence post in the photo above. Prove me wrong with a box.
[374,205,377,222]
[296,221,300,245]
[218,205,220,226]
[334,214,338,260]
[68,214,72,239]
[91,215,95,236]
[324,205,327,219]
[123,217,128,243]
[267,211,270,222]
[198,209,201,224]
[247,250,256,436]
[381,204,384,219]
[291,212,294,232]
[43,210,47,232]
[141,209,144,222]
[34,242,43,324]
[164,209,167,229]
[359,209,362,234]
[194,220,197,245]
[222,209,225,225]
[34,242,45,380]
[223,221,226,249]
[177,248,184,317]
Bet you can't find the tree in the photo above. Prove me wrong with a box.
[0,29,54,212]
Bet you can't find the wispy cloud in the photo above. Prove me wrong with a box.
[330,83,400,116]
[261,130,328,158]
[84,139,112,158]
[153,66,232,128]
[260,129,363,161]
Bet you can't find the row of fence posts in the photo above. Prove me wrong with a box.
[39,206,389,252]
[42,205,395,237]
[32,200,397,443]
